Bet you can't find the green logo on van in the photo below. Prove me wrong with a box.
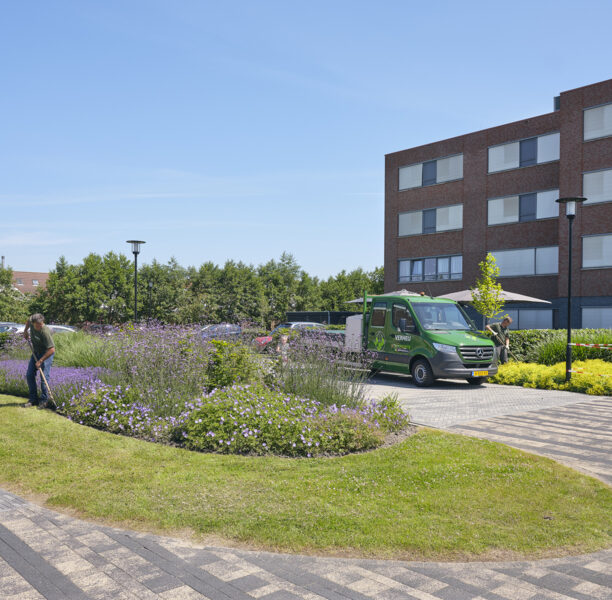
[374,331,385,350]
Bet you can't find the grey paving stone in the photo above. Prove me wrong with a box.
[228,573,270,592]
[141,572,184,592]
[257,591,303,600]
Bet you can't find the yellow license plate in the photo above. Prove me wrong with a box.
[472,370,489,377]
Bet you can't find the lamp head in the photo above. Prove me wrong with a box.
[126,240,146,255]
[556,197,586,217]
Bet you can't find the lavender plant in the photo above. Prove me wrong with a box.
[272,329,374,408]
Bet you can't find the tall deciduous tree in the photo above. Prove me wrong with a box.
[0,265,28,322]
[471,253,505,327]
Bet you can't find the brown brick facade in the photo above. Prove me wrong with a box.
[385,79,612,328]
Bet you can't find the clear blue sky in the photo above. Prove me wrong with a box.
[2,0,611,279]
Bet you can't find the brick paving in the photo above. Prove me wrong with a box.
[1,380,611,599]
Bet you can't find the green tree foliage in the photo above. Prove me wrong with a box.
[0,265,29,322]
[320,267,383,310]
[471,253,505,326]
[32,251,383,326]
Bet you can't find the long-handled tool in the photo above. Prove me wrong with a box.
[490,330,518,361]
[26,339,55,407]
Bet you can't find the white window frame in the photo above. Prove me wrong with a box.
[582,233,612,269]
[583,168,612,205]
[398,254,463,283]
[488,132,560,174]
[581,307,612,329]
[398,203,463,236]
[398,153,463,190]
[584,102,612,141]
[490,246,558,277]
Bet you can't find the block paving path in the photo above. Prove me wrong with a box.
[1,380,611,599]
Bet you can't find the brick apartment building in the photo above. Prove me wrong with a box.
[385,79,612,329]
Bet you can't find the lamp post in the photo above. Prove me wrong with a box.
[555,198,586,381]
[126,240,145,322]
[148,279,153,318]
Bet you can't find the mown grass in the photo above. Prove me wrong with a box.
[1,393,610,560]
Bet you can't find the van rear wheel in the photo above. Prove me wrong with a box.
[411,359,434,387]
[466,377,488,385]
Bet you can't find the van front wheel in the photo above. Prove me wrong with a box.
[411,359,434,387]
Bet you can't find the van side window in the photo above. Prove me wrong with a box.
[392,303,414,329]
[371,302,387,327]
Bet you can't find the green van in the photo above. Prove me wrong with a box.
[347,293,497,386]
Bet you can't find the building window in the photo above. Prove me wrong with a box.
[492,309,553,330]
[16,278,23,285]
[584,102,612,141]
[491,247,558,277]
[32,279,39,286]
[398,204,463,236]
[398,255,462,283]
[488,132,560,173]
[398,154,463,190]
[583,168,612,205]
[582,307,612,328]
[488,189,559,225]
[583,234,612,268]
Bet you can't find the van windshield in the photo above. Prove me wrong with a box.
[411,302,476,331]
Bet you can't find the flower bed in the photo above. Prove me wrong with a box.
[0,360,107,403]
[176,384,408,457]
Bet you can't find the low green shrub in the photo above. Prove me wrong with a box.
[491,360,612,395]
[0,332,9,350]
[176,384,395,456]
[507,329,612,364]
[206,340,261,390]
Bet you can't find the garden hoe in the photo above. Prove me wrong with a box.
[491,331,519,361]
[26,339,55,408]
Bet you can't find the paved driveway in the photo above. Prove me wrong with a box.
[1,381,611,599]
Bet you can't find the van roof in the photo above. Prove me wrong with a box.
[370,294,456,304]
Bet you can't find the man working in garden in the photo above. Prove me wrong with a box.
[23,313,55,408]
[486,316,512,364]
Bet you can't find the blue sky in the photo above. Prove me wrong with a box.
[2,0,611,279]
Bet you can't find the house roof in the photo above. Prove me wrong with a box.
[11,271,49,294]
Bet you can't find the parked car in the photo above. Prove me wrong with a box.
[47,324,78,334]
[0,322,25,334]
[253,321,325,352]
[201,323,242,341]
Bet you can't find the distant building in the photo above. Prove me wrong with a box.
[11,271,49,294]
[385,79,612,329]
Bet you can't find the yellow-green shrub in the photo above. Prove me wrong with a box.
[491,360,612,395]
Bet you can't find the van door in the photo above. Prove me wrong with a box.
[367,301,388,357]
[386,302,416,363]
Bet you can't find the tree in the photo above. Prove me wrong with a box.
[471,253,505,327]
[0,265,29,322]
[258,252,303,324]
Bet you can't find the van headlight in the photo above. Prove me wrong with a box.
[433,342,457,353]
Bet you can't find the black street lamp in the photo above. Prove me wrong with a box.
[555,198,586,381]
[148,279,153,318]
[126,240,146,321]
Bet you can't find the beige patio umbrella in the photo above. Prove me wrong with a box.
[436,290,551,303]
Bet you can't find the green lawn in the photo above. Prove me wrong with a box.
[1,393,610,561]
